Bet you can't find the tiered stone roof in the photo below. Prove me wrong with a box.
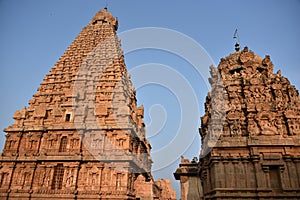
[0,8,176,200]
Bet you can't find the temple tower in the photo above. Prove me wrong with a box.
[175,47,300,199]
[0,8,175,200]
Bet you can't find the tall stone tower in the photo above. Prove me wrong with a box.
[175,47,300,199]
[0,8,176,200]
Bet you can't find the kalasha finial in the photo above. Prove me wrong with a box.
[233,29,240,52]
[235,43,240,52]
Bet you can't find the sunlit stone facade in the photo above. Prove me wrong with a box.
[0,8,176,200]
[175,47,300,200]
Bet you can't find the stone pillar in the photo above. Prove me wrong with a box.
[295,160,300,189]
[253,156,265,189]
[286,159,298,188]
[218,161,225,188]
[262,165,270,188]
[180,176,188,200]
[280,165,289,189]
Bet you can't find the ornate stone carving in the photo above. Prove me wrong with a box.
[257,111,278,135]
[33,106,47,118]
[177,47,300,200]
[200,46,300,140]
[1,7,176,200]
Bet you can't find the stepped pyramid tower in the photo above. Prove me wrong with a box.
[175,47,300,199]
[0,8,176,200]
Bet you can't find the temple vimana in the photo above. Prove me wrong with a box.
[174,46,300,199]
[0,8,175,200]
[1,7,300,200]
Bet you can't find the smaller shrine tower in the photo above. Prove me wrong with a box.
[175,46,300,199]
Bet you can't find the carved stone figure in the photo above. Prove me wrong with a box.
[65,168,74,187]
[248,119,260,135]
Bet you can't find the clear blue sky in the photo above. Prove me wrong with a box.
[0,0,299,198]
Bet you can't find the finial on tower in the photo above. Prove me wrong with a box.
[90,5,118,30]
[233,29,240,52]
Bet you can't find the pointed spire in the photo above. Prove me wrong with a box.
[233,29,240,52]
